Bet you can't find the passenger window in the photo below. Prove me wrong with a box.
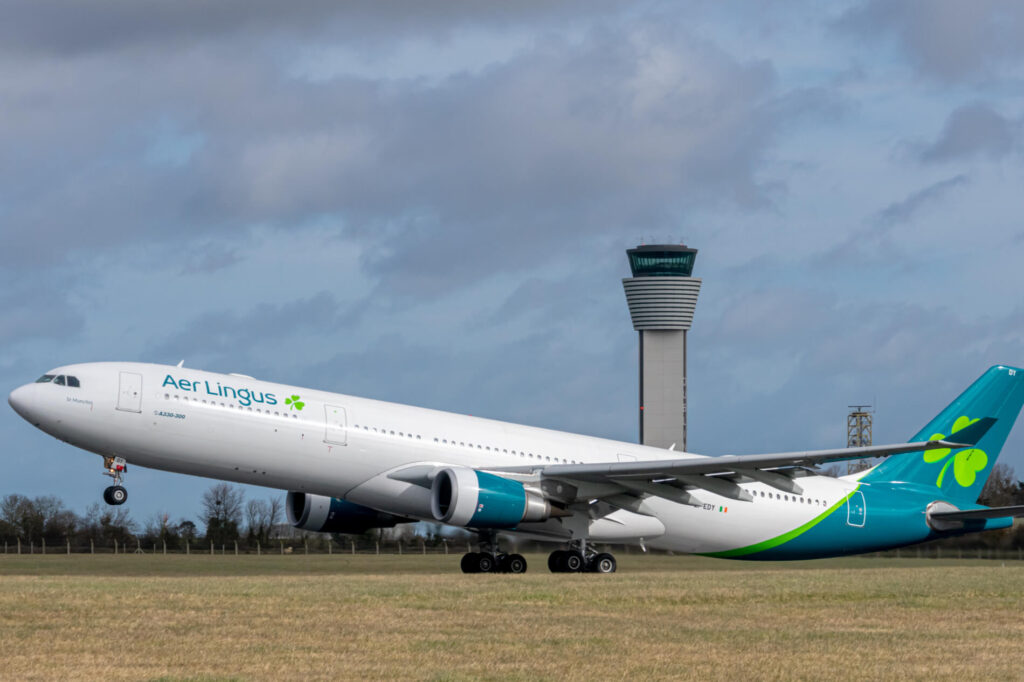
[66,376,80,388]
[54,375,66,386]
[35,375,55,383]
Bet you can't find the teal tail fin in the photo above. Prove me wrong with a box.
[862,365,1024,503]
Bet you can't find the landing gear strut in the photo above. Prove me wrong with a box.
[548,539,616,573]
[460,531,527,574]
[102,456,128,506]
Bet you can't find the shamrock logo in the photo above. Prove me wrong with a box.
[923,415,988,488]
[285,395,305,411]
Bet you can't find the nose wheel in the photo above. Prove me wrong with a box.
[103,485,128,505]
[102,456,128,506]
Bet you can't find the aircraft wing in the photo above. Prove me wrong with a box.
[484,417,996,506]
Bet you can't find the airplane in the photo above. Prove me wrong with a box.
[8,362,1024,573]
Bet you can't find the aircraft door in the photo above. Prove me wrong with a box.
[846,490,866,527]
[324,404,347,446]
[116,372,143,413]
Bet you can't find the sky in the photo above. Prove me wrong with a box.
[2,0,1023,528]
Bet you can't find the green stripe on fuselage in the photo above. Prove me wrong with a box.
[701,487,858,558]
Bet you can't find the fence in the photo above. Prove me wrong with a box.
[3,538,1024,560]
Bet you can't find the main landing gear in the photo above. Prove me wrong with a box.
[102,456,128,506]
[460,531,528,574]
[548,540,617,573]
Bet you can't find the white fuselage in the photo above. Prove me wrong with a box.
[8,362,859,553]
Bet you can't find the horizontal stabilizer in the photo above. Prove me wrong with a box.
[929,504,1024,521]
[943,416,997,447]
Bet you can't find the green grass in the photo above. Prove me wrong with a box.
[1,554,1022,681]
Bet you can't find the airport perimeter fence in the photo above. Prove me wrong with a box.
[3,538,1024,561]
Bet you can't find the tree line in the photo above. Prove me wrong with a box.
[0,483,284,550]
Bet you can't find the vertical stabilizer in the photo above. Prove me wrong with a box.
[862,366,1024,503]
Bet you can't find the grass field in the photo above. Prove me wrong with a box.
[1,554,1022,681]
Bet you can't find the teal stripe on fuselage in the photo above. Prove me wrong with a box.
[717,483,1011,561]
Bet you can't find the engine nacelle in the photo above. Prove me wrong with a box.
[430,467,551,529]
[286,492,412,535]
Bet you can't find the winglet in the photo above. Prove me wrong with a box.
[939,416,997,448]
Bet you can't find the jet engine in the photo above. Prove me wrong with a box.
[286,492,413,535]
[430,467,551,529]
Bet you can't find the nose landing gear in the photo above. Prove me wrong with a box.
[102,456,128,506]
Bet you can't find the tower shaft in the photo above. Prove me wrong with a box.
[622,245,701,451]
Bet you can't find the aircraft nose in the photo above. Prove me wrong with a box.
[8,384,33,420]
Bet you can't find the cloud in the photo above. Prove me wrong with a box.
[0,17,783,306]
[836,0,1024,81]
[875,175,969,225]
[148,291,344,365]
[0,1,613,56]
[917,104,1020,163]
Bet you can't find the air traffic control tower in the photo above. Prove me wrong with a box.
[622,244,701,451]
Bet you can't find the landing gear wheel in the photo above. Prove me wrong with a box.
[476,553,496,573]
[590,552,617,574]
[461,552,480,574]
[564,551,584,572]
[548,550,566,573]
[104,485,127,506]
[506,554,527,574]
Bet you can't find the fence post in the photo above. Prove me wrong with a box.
[257,541,261,556]
[113,539,117,555]
[351,540,355,555]
[443,540,448,555]
[304,540,308,555]
[222,544,225,555]
[67,539,71,555]
[163,540,166,555]
[211,543,214,555]
[90,539,94,554]
[375,541,379,555]
[17,538,21,554]
[42,538,46,555]
[234,541,238,556]
[186,540,190,555]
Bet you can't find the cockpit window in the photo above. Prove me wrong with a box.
[67,376,80,388]
[35,375,55,383]
[54,375,66,386]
